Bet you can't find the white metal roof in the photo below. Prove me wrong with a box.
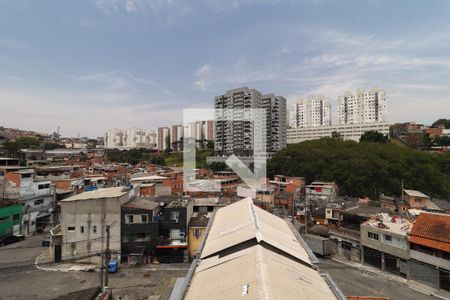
[129,175,167,182]
[403,189,429,198]
[62,187,127,201]
[200,197,312,266]
[185,244,337,300]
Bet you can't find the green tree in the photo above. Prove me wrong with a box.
[3,141,20,157]
[434,136,450,146]
[43,142,61,150]
[360,131,389,143]
[15,136,40,149]
[432,118,450,129]
[207,162,228,172]
[331,131,343,140]
[267,138,450,198]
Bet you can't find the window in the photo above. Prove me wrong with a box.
[21,173,32,178]
[38,183,50,190]
[67,226,75,232]
[368,232,379,240]
[80,226,84,233]
[125,214,134,224]
[12,214,20,222]
[93,226,97,233]
[194,229,202,239]
[170,211,180,221]
[384,235,392,242]
[141,214,148,223]
[0,216,9,223]
[34,199,44,205]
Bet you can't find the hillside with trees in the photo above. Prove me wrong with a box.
[267,138,450,199]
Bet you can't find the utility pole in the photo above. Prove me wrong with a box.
[104,225,111,289]
[401,179,404,200]
[305,189,309,235]
[100,249,104,291]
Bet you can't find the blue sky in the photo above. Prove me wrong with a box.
[0,0,449,137]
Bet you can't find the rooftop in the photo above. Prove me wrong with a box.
[403,189,429,198]
[200,197,312,265]
[184,244,337,300]
[188,213,210,228]
[363,214,412,236]
[129,175,167,182]
[122,197,159,211]
[409,212,450,252]
[62,187,128,202]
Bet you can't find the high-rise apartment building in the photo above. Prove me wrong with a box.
[157,127,170,151]
[338,88,387,125]
[214,87,287,157]
[291,96,331,128]
[104,128,156,149]
[171,125,184,151]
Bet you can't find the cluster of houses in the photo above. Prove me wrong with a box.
[1,152,449,297]
[313,191,450,296]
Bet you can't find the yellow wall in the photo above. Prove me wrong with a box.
[188,226,206,259]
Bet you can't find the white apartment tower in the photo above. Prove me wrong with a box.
[338,88,387,125]
[214,87,287,156]
[157,127,170,151]
[171,125,184,151]
[104,128,156,149]
[291,96,331,128]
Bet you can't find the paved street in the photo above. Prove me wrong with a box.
[320,258,438,300]
[0,233,48,269]
[0,236,189,300]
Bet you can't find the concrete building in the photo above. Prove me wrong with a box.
[291,95,331,128]
[183,120,214,148]
[408,212,450,295]
[187,212,210,260]
[360,214,412,277]
[54,187,132,262]
[171,125,184,151]
[403,189,430,209]
[287,122,390,143]
[214,87,287,157]
[0,166,54,234]
[305,181,338,206]
[157,127,170,151]
[261,93,287,152]
[104,128,156,149]
[121,197,161,264]
[338,88,387,125]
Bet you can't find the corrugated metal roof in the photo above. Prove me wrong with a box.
[184,245,337,300]
[403,189,429,198]
[408,212,450,252]
[62,187,127,201]
[200,197,311,266]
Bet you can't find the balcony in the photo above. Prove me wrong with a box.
[329,227,360,240]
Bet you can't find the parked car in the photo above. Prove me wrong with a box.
[41,236,50,247]
[0,235,25,247]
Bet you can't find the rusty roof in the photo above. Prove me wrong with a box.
[408,212,450,252]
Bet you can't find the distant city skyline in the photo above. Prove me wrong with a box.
[1,0,450,137]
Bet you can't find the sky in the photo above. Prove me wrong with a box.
[0,0,449,137]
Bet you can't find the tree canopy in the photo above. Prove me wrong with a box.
[267,138,450,199]
[360,130,389,143]
[432,118,450,129]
